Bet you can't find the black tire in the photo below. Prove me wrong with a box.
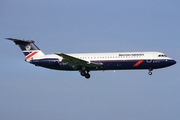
[80,71,86,76]
[85,73,90,79]
[148,71,152,75]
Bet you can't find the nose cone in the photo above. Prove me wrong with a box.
[173,60,177,65]
[169,59,176,66]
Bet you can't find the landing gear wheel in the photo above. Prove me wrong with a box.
[80,70,91,79]
[148,71,152,75]
[80,71,86,76]
[148,68,153,75]
[85,73,90,79]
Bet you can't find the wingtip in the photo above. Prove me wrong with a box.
[54,53,62,55]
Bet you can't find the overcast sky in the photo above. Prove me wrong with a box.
[0,0,180,120]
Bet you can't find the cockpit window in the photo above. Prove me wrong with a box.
[158,54,167,57]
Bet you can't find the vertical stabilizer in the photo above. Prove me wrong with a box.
[6,38,45,62]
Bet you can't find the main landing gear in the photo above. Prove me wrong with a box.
[80,70,90,79]
[148,69,153,75]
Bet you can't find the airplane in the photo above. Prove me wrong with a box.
[6,38,176,79]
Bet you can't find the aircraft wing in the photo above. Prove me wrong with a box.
[55,53,102,68]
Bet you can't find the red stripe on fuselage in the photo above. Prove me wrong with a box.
[133,60,143,67]
[26,51,38,59]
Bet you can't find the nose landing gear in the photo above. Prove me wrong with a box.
[148,69,153,75]
[148,71,152,75]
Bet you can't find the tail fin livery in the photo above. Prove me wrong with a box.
[6,38,45,62]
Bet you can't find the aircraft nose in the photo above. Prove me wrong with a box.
[170,59,176,65]
[173,60,177,65]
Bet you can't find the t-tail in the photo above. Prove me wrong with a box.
[6,38,45,62]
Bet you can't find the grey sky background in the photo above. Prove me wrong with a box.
[0,0,180,120]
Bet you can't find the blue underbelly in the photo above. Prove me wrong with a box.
[30,59,173,71]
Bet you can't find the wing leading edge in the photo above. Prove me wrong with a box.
[55,53,102,69]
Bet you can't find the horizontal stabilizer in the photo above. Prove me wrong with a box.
[6,38,35,45]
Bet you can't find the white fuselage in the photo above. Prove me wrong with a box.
[33,51,172,62]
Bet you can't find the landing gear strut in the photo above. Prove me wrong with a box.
[80,70,91,79]
[148,69,153,75]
